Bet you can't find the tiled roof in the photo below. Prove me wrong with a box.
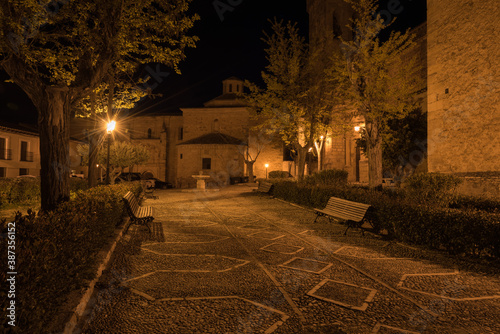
[178,132,246,146]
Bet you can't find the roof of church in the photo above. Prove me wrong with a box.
[203,93,247,107]
[178,132,246,146]
[224,76,242,81]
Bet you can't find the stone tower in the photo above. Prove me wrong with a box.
[307,0,354,51]
[427,0,500,197]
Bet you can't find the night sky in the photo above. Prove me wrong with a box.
[0,0,425,125]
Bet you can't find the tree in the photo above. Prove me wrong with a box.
[0,0,198,210]
[356,106,427,181]
[77,141,149,184]
[74,76,149,188]
[332,0,423,188]
[246,20,347,179]
[236,125,273,182]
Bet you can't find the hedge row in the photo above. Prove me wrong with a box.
[269,181,500,259]
[0,177,90,209]
[0,182,142,333]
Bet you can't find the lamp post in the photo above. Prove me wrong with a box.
[265,164,269,179]
[105,120,116,185]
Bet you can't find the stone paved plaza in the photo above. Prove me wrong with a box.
[81,185,500,334]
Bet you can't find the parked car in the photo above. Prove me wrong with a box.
[146,178,173,189]
[116,173,142,183]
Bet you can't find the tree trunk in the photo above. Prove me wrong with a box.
[87,90,99,188]
[296,146,308,180]
[38,88,71,211]
[87,133,99,187]
[366,122,383,188]
[246,160,255,182]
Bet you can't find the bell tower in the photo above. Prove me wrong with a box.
[307,0,354,52]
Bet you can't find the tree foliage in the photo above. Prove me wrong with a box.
[245,20,348,179]
[77,140,150,184]
[0,0,198,210]
[330,0,424,187]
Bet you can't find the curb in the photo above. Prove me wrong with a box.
[62,221,128,334]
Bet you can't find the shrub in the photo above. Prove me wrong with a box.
[0,177,40,208]
[303,169,348,186]
[270,180,500,259]
[403,172,462,206]
[0,182,142,332]
[268,170,291,179]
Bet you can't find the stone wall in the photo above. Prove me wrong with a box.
[427,0,500,174]
[181,108,249,142]
[456,177,500,200]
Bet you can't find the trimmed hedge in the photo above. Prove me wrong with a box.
[303,169,348,186]
[403,172,462,206]
[268,170,291,179]
[0,182,141,333]
[0,177,91,209]
[269,180,500,259]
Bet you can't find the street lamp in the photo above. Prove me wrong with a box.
[265,164,269,179]
[105,120,116,185]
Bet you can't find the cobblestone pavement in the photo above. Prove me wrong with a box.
[81,186,500,334]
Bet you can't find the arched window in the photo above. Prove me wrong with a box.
[213,119,220,132]
[332,13,342,38]
[147,128,152,139]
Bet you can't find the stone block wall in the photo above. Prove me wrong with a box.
[181,108,249,142]
[427,0,500,174]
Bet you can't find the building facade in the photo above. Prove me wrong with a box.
[0,121,84,178]
[427,0,500,197]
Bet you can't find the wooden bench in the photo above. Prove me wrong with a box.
[313,197,372,235]
[122,191,154,233]
[255,181,273,194]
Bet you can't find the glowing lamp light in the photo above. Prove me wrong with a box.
[354,126,361,132]
[265,164,269,168]
[107,120,116,133]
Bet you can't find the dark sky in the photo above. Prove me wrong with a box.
[0,0,425,125]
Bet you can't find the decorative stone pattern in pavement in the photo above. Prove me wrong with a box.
[307,279,378,311]
[371,323,421,333]
[398,271,500,300]
[261,243,304,255]
[334,246,408,260]
[248,231,286,240]
[279,257,333,274]
[146,232,230,244]
[81,188,500,334]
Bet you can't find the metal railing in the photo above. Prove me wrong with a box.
[0,149,12,160]
[20,151,34,162]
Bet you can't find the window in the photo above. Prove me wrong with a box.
[178,127,183,141]
[332,14,342,38]
[202,158,211,170]
[19,168,29,176]
[212,119,220,132]
[236,85,239,92]
[229,84,233,93]
[0,167,6,177]
[147,128,152,139]
[20,141,32,161]
[0,137,9,160]
[180,154,183,159]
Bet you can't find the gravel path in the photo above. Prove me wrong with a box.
[81,185,500,334]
